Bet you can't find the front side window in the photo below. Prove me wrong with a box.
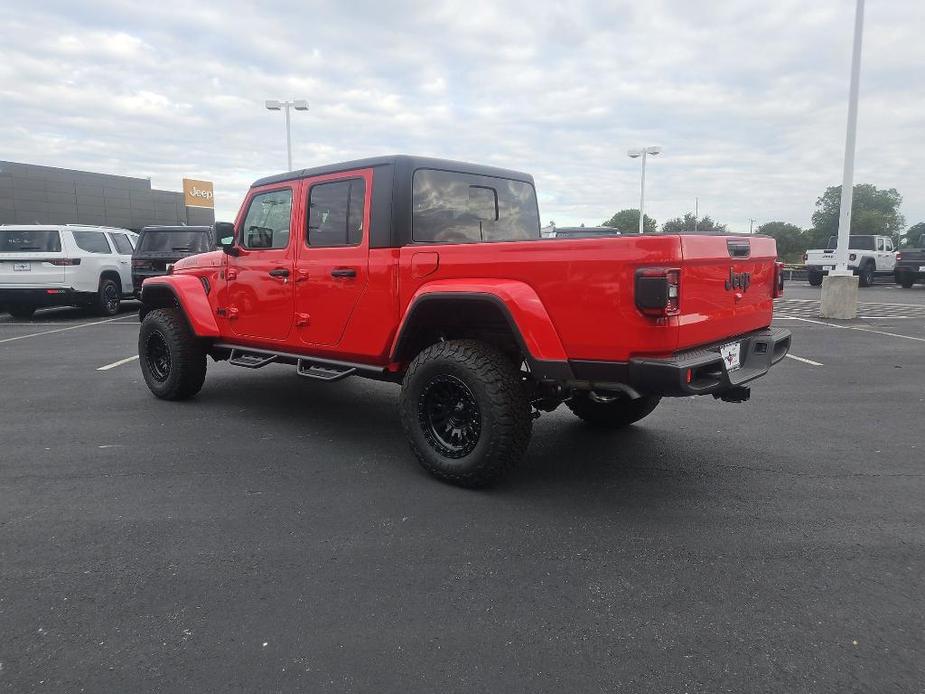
[307,179,366,247]
[72,231,112,254]
[109,233,134,255]
[412,169,541,244]
[0,230,61,253]
[240,189,293,250]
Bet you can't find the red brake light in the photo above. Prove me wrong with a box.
[896,252,902,261]
[635,267,680,317]
[773,261,785,298]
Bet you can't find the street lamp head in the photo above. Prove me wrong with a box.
[646,146,662,156]
[265,100,282,110]
[292,99,309,111]
[627,149,642,158]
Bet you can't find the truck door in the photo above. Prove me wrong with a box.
[294,170,371,346]
[878,237,895,272]
[225,186,296,342]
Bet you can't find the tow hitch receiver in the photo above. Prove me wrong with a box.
[715,386,750,403]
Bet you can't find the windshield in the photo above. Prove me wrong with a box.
[0,230,62,253]
[138,230,212,253]
[826,235,875,251]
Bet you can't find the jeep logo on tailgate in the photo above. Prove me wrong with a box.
[725,268,751,291]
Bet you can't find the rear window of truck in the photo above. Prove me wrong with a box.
[412,169,541,244]
[138,230,212,253]
[0,230,62,253]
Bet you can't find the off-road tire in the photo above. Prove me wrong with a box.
[566,392,661,428]
[138,308,206,400]
[8,305,36,319]
[399,339,532,488]
[807,271,823,287]
[95,277,121,316]
[897,274,914,289]
[858,262,874,288]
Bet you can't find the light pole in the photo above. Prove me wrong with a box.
[265,99,309,171]
[821,0,864,319]
[627,146,661,234]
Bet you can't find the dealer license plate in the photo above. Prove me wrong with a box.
[720,341,741,371]
[822,265,834,271]
[13,262,31,271]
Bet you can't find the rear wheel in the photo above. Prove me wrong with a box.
[399,339,532,488]
[807,271,823,287]
[566,391,661,428]
[138,308,206,400]
[858,263,874,288]
[95,277,121,316]
[897,273,914,289]
[8,305,36,319]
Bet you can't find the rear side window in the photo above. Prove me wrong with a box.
[109,233,134,255]
[241,189,293,249]
[0,230,61,253]
[307,179,366,247]
[138,231,212,253]
[412,169,541,244]
[72,231,112,254]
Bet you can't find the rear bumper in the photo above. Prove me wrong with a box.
[806,265,859,274]
[569,327,792,397]
[0,287,77,308]
[895,264,925,278]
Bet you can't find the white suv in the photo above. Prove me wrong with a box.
[0,224,137,318]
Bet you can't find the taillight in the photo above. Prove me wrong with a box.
[132,259,150,268]
[635,267,680,317]
[48,258,80,266]
[896,252,902,261]
[773,261,785,298]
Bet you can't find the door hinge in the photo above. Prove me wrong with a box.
[295,312,310,327]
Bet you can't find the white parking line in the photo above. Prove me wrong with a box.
[97,355,139,371]
[778,298,924,308]
[782,315,925,343]
[0,315,134,344]
[785,354,824,366]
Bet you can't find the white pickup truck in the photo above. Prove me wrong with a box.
[804,234,896,287]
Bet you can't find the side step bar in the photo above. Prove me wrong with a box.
[297,360,355,382]
[213,342,390,382]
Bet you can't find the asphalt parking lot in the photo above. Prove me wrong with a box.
[2,283,924,693]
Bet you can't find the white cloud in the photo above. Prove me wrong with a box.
[0,0,922,231]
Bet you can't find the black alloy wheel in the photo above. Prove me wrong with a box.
[419,374,482,458]
[145,330,172,382]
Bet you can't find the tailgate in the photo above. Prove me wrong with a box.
[676,235,777,350]
[0,229,67,286]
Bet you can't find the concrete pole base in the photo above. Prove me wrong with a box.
[820,274,859,319]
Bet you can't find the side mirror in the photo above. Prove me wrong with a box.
[213,222,238,255]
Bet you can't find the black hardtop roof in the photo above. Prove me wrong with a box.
[139,225,213,233]
[251,154,535,188]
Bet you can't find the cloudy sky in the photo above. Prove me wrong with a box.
[2,0,923,231]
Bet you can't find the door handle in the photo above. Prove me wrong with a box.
[330,267,357,278]
[269,268,290,278]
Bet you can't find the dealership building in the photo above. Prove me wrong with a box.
[0,160,214,230]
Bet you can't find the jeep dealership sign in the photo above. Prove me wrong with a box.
[183,178,214,208]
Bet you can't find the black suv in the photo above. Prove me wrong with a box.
[132,226,214,295]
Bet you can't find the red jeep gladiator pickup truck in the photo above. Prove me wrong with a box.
[138,155,790,487]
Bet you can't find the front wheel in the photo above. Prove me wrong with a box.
[138,308,206,400]
[399,340,532,488]
[807,271,823,287]
[566,391,661,428]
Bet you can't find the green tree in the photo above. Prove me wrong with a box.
[808,184,905,247]
[901,222,925,247]
[755,221,805,262]
[602,208,656,233]
[661,213,727,233]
